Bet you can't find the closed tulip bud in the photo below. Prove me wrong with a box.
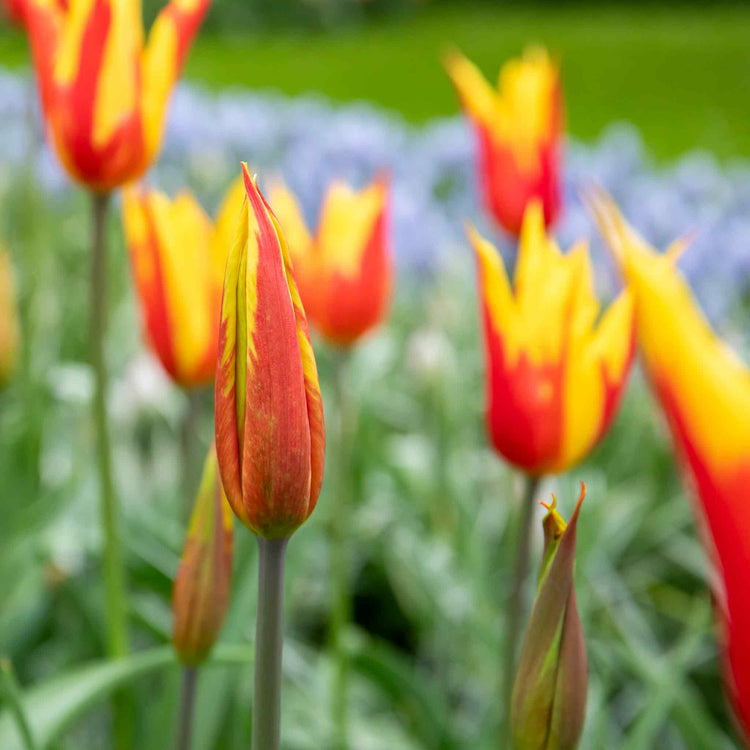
[469,201,635,475]
[23,0,211,190]
[511,484,588,750]
[173,445,233,665]
[268,176,391,346]
[215,164,325,539]
[0,248,19,388]
[589,189,750,740]
[445,47,562,236]
[122,177,244,387]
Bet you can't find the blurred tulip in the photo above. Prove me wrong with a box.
[173,445,233,665]
[0,248,19,388]
[446,47,563,235]
[589,189,750,739]
[122,177,244,387]
[268,176,391,346]
[22,0,211,190]
[215,164,325,539]
[469,201,635,475]
[511,485,588,750]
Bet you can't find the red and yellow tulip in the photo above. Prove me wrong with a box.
[268,176,391,346]
[122,177,244,387]
[0,248,19,388]
[512,485,588,749]
[469,201,635,475]
[173,445,233,665]
[215,164,325,539]
[446,47,563,236]
[23,0,211,191]
[589,190,750,739]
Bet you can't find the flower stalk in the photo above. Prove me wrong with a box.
[175,666,198,750]
[252,537,289,750]
[329,349,354,748]
[89,190,130,747]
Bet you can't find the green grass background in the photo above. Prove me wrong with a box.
[2,3,750,160]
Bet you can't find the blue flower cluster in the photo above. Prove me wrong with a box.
[0,69,748,329]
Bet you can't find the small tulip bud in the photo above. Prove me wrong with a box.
[173,446,233,665]
[511,483,588,750]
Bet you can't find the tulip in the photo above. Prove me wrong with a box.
[469,200,635,476]
[172,445,233,665]
[268,176,391,346]
[512,484,588,750]
[122,177,244,387]
[446,47,563,235]
[588,190,750,739]
[23,0,211,190]
[215,164,325,538]
[0,248,19,388]
[215,164,326,750]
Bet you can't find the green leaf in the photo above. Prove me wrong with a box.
[0,644,252,750]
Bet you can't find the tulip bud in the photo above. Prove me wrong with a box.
[0,248,19,388]
[173,446,233,665]
[511,483,588,750]
[215,164,325,539]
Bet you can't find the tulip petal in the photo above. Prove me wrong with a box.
[589,188,750,737]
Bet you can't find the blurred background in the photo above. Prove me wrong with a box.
[0,1,748,748]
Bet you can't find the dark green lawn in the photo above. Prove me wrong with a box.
[2,3,749,159]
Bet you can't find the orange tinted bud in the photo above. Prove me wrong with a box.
[589,188,750,739]
[122,178,243,387]
[269,176,391,346]
[23,0,211,190]
[173,446,233,665]
[512,484,588,750]
[469,204,635,475]
[445,47,563,236]
[214,165,326,538]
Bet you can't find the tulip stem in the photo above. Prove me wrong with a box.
[502,473,540,743]
[252,536,289,750]
[90,191,130,747]
[175,666,198,750]
[181,388,203,519]
[330,349,353,749]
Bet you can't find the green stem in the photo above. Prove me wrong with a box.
[501,473,540,744]
[329,349,353,749]
[0,659,37,750]
[89,191,130,747]
[252,537,288,750]
[180,388,203,520]
[175,666,198,750]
